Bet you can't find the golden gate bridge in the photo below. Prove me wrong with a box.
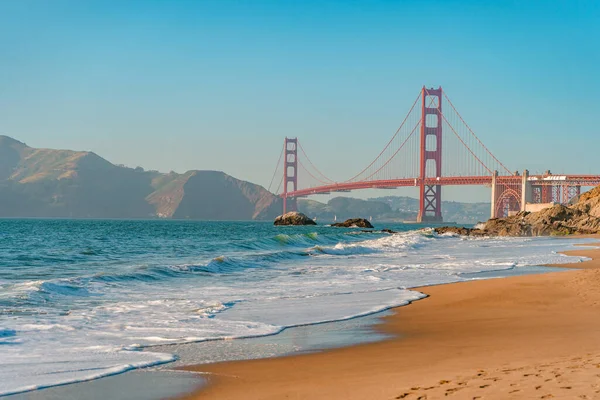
[268,86,600,221]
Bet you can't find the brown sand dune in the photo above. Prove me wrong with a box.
[178,242,600,400]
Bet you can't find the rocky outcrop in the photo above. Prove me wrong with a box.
[435,226,488,237]
[331,218,374,228]
[274,212,317,226]
[359,228,398,234]
[435,192,600,237]
[491,205,600,236]
[572,186,600,218]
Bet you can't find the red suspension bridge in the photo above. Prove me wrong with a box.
[268,86,600,221]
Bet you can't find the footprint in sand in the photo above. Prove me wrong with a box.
[445,387,464,394]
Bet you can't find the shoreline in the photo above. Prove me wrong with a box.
[177,238,600,399]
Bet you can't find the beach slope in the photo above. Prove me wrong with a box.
[180,245,600,400]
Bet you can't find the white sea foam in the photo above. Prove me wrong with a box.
[0,231,594,396]
[0,348,176,396]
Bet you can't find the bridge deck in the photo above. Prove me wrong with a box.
[283,175,600,198]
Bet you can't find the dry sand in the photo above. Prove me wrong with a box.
[179,241,600,400]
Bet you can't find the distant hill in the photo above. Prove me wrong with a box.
[0,136,281,219]
[0,135,490,222]
[148,170,281,220]
[299,196,490,224]
[370,196,490,224]
[298,197,414,222]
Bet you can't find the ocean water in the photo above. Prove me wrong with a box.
[0,219,593,396]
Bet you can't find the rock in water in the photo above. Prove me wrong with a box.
[331,218,374,228]
[274,212,317,226]
[434,226,487,237]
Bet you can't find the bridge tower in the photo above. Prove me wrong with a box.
[417,86,443,222]
[283,137,298,214]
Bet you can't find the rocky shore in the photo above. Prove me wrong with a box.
[436,186,600,237]
[273,211,316,226]
[331,218,374,228]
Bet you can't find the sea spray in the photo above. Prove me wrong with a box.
[0,220,593,396]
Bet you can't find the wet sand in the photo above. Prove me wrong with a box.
[179,241,600,400]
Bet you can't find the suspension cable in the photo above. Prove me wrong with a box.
[360,120,421,181]
[275,174,283,196]
[344,90,422,182]
[443,92,513,175]
[267,143,285,192]
[437,107,493,175]
[297,140,335,183]
[298,159,333,185]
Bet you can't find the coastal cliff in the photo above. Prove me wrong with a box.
[436,186,600,237]
[0,136,281,220]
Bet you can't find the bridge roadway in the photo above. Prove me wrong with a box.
[283,175,600,198]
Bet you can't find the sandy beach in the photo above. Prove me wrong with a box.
[179,240,600,400]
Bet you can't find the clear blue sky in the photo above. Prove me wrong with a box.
[1,0,598,202]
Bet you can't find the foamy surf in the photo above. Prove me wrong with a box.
[0,348,176,397]
[0,220,594,396]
